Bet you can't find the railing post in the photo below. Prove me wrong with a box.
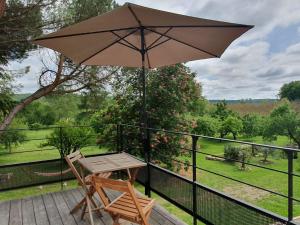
[59,127,63,191]
[287,150,294,222]
[144,127,151,197]
[192,135,198,225]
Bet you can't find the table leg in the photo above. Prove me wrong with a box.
[128,168,140,184]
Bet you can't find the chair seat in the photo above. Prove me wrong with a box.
[105,193,154,219]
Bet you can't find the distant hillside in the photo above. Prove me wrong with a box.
[13,93,32,102]
[209,99,278,104]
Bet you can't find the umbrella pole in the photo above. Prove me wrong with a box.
[140,27,151,197]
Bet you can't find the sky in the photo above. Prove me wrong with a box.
[9,0,300,100]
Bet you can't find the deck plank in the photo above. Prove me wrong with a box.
[9,200,22,225]
[52,192,77,225]
[71,188,107,225]
[0,200,10,225]
[42,194,64,225]
[32,195,50,225]
[22,198,36,225]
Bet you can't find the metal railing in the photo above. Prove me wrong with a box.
[1,124,299,225]
[117,123,300,225]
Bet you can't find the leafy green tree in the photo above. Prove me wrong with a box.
[212,100,234,120]
[44,119,94,157]
[21,101,57,126]
[0,119,26,153]
[220,115,243,139]
[242,113,262,138]
[263,101,300,158]
[193,115,220,137]
[279,81,300,101]
[92,64,202,168]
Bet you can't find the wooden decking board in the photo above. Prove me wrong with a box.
[22,198,36,225]
[32,195,50,225]
[52,192,77,225]
[42,194,64,225]
[0,200,10,225]
[9,199,22,225]
[0,188,187,225]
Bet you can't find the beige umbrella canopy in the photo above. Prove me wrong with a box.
[33,2,253,68]
[33,2,253,128]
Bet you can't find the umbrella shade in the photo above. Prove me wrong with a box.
[33,2,253,68]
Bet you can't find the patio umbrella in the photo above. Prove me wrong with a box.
[33,2,253,126]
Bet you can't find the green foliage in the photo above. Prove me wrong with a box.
[224,144,240,161]
[92,64,201,167]
[279,81,300,101]
[44,119,94,157]
[193,115,220,136]
[263,101,300,149]
[220,115,243,139]
[0,119,26,152]
[0,0,43,64]
[212,100,235,120]
[242,113,263,138]
[21,101,57,126]
[224,144,251,170]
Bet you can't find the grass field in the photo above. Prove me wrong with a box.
[0,129,299,224]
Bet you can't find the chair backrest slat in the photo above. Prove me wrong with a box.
[65,150,85,186]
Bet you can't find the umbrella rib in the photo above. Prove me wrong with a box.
[147,25,254,28]
[146,27,219,58]
[33,27,139,41]
[147,37,171,51]
[147,27,173,50]
[111,31,140,52]
[79,28,139,64]
[127,4,142,26]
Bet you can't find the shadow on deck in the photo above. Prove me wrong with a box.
[0,188,187,225]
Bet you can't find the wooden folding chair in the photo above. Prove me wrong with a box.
[65,150,111,224]
[92,176,155,225]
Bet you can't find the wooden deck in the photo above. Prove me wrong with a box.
[0,188,187,225]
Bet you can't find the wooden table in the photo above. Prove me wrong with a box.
[78,152,146,183]
[77,152,146,225]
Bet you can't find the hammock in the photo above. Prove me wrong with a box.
[34,168,72,177]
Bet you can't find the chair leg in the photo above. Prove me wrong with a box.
[112,215,120,225]
[80,202,87,220]
[71,197,86,214]
[86,196,95,225]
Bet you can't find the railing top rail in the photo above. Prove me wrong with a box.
[120,123,300,152]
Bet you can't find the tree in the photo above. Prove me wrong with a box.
[43,119,94,157]
[212,100,234,120]
[0,0,44,65]
[242,113,262,138]
[220,115,243,139]
[279,81,300,101]
[0,0,118,131]
[193,115,220,137]
[92,64,202,168]
[263,101,300,158]
[0,118,26,153]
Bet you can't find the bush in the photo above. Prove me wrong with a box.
[224,144,240,161]
[43,119,94,157]
[224,144,252,170]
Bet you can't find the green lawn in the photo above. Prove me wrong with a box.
[178,135,300,218]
